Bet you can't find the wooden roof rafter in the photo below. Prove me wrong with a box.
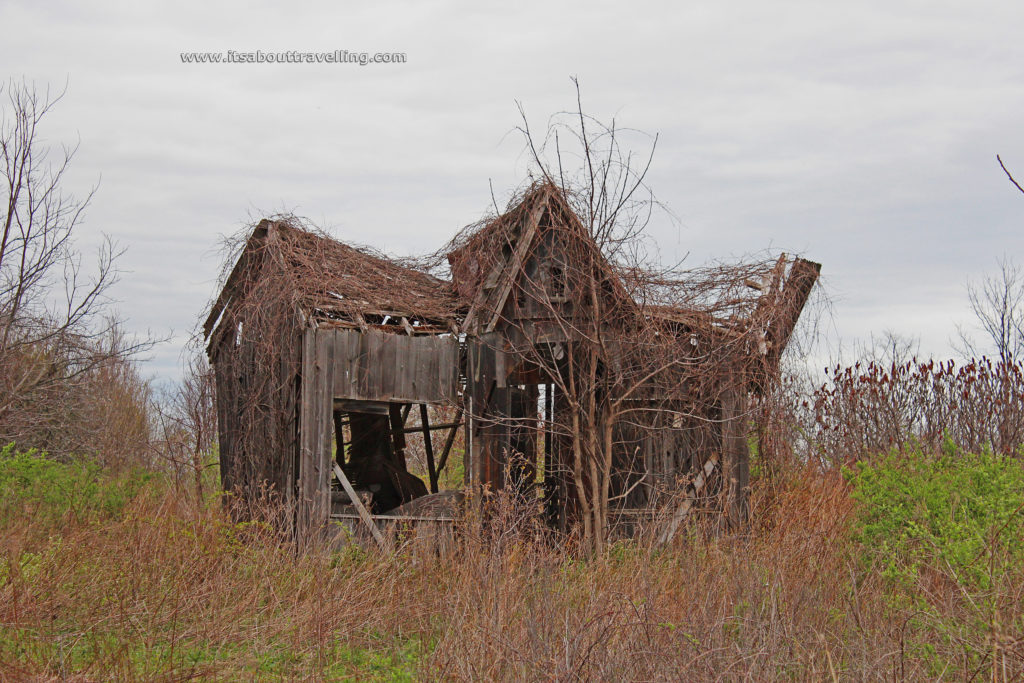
[460,185,553,334]
[203,221,271,343]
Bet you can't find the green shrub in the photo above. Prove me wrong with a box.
[845,448,1024,589]
[0,443,153,529]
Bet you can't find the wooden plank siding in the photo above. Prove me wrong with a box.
[327,327,459,405]
[720,374,751,528]
[296,328,319,541]
[295,325,461,538]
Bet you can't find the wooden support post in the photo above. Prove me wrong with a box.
[389,403,408,469]
[721,378,751,529]
[486,386,512,491]
[297,328,334,544]
[465,397,473,487]
[333,463,388,551]
[333,411,346,467]
[658,455,718,545]
[435,406,464,476]
[420,403,439,494]
[543,382,556,524]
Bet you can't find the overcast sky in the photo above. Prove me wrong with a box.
[3,0,1023,381]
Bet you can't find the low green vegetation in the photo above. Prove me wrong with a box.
[846,446,1024,589]
[0,445,429,680]
[0,444,154,529]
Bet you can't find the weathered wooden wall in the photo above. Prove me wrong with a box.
[719,376,751,526]
[296,328,332,541]
[209,291,302,520]
[329,327,460,404]
[295,326,462,537]
[464,334,514,491]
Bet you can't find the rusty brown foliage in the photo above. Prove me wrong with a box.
[810,356,1024,464]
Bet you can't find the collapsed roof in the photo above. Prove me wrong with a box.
[205,185,819,366]
[204,219,462,344]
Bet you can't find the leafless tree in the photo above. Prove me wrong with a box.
[0,79,151,458]
[152,346,217,500]
[951,158,1024,361]
[448,82,803,553]
[955,258,1024,364]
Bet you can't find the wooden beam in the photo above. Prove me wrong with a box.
[658,455,718,545]
[334,399,389,415]
[435,406,464,476]
[401,420,462,434]
[330,513,456,523]
[420,403,438,493]
[484,196,551,333]
[297,328,317,543]
[333,463,388,551]
[767,258,821,366]
[721,380,750,528]
[389,403,408,469]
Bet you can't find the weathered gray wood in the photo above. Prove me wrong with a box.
[768,258,821,365]
[295,326,343,542]
[337,329,358,398]
[297,328,318,542]
[484,196,550,333]
[328,328,459,404]
[282,324,299,513]
[330,512,456,523]
[380,332,397,400]
[315,329,333,527]
[333,463,388,550]
[721,380,750,528]
[658,455,718,545]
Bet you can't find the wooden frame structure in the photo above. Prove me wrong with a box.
[205,187,820,542]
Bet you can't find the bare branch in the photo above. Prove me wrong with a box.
[997,154,1024,195]
[0,78,154,462]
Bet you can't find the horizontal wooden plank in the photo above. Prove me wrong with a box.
[330,513,456,523]
[325,327,459,404]
[334,399,390,414]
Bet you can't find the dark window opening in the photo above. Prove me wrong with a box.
[549,264,566,301]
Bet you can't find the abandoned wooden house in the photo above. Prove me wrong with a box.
[204,183,820,544]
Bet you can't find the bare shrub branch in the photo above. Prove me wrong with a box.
[0,79,154,462]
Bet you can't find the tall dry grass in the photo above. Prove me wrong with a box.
[3,455,1019,681]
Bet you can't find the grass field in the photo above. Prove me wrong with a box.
[1,444,1022,681]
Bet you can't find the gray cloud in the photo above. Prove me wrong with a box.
[2,0,1023,379]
